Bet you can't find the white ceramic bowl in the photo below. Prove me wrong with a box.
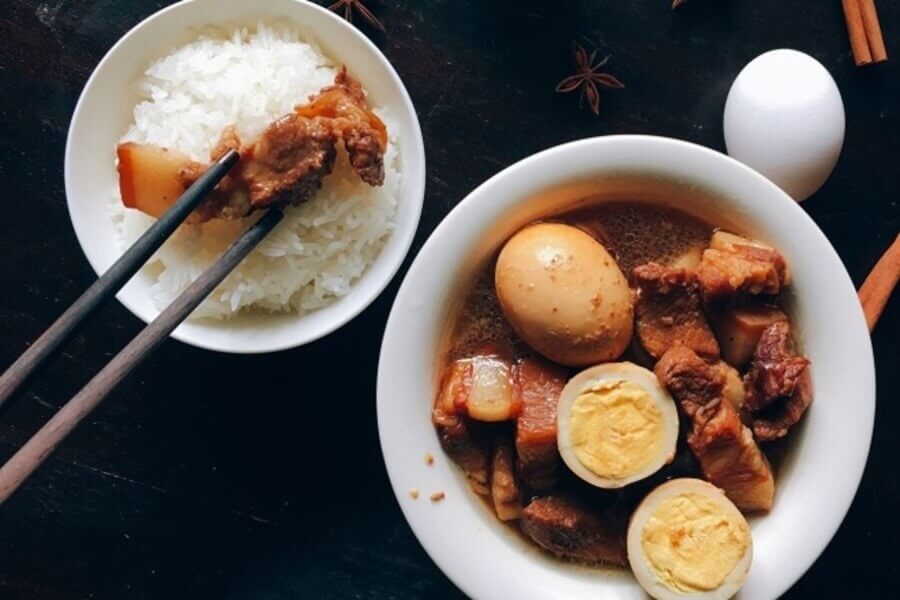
[377,136,875,600]
[64,0,425,353]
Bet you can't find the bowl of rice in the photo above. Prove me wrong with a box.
[64,0,425,353]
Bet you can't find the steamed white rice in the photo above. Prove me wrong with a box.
[113,22,400,319]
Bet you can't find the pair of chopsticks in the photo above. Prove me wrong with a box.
[842,0,888,66]
[0,150,282,503]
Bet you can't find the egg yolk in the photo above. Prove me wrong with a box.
[641,493,750,593]
[568,380,663,480]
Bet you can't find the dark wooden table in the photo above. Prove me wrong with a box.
[0,1,897,597]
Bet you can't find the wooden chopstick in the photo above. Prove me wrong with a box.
[0,150,240,408]
[0,207,283,504]
[859,234,900,331]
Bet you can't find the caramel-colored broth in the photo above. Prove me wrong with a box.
[570,202,713,279]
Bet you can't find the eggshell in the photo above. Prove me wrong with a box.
[724,49,845,202]
[494,223,633,366]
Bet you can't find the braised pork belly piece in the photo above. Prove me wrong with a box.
[295,67,387,187]
[633,262,720,360]
[431,406,490,495]
[436,353,564,495]
[520,496,627,566]
[752,370,813,442]
[743,321,809,412]
[710,304,788,367]
[117,68,387,223]
[655,346,775,512]
[687,400,775,512]
[434,361,491,494]
[439,355,520,423]
[655,346,729,420]
[513,357,567,491]
[491,438,523,521]
[743,321,812,441]
[696,231,790,303]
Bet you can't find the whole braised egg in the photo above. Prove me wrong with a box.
[494,222,633,367]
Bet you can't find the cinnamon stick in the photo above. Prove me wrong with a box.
[859,0,888,63]
[858,234,900,332]
[843,0,873,66]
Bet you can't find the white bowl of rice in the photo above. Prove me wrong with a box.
[64,0,425,353]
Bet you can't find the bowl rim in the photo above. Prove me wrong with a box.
[377,134,875,600]
[63,0,426,354]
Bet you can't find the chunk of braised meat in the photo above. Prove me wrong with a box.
[434,362,490,494]
[178,117,339,222]
[243,116,339,209]
[662,350,746,414]
[633,263,720,360]
[753,370,813,441]
[340,124,385,185]
[688,396,775,512]
[654,345,727,420]
[743,321,813,441]
[513,357,567,491]
[297,67,387,186]
[655,347,775,512]
[432,412,489,495]
[696,231,790,303]
[491,438,522,521]
[519,496,627,566]
[743,321,810,412]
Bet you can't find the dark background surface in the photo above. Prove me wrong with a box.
[0,0,897,598]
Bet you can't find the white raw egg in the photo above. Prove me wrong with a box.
[556,362,678,489]
[724,49,845,202]
[627,478,753,600]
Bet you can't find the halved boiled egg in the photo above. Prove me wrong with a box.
[556,362,678,488]
[627,478,753,600]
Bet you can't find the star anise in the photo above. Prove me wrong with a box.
[555,43,624,115]
[327,0,386,32]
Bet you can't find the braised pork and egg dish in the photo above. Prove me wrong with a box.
[433,202,811,599]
